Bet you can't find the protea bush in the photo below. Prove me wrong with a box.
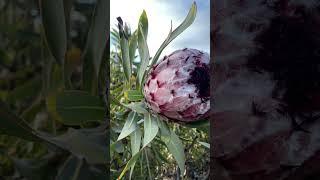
[144,48,210,123]
[110,2,210,179]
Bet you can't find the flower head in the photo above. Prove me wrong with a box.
[144,48,210,123]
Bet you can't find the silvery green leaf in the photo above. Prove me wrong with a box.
[117,111,139,141]
[143,113,158,148]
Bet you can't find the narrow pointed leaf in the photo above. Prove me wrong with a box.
[118,18,131,82]
[48,126,108,164]
[56,155,108,180]
[129,31,138,64]
[129,127,141,179]
[129,165,135,180]
[39,0,67,65]
[157,117,170,137]
[136,10,149,87]
[117,111,138,141]
[56,155,80,180]
[118,151,142,180]
[143,113,158,148]
[199,141,210,149]
[82,0,109,93]
[150,2,197,68]
[122,102,148,114]
[164,129,186,174]
[137,23,150,87]
[55,90,105,125]
[83,0,109,78]
[139,10,148,39]
[131,127,142,155]
[63,0,74,43]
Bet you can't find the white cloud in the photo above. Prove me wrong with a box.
[110,0,210,58]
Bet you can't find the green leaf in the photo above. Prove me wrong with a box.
[118,151,142,180]
[130,127,141,155]
[117,111,138,141]
[126,90,144,101]
[0,101,42,142]
[139,10,148,39]
[83,0,109,78]
[137,21,150,87]
[118,18,132,82]
[56,90,105,126]
[56,155,80,180]
[142,113,158,148]
[1,101,107,165]
[129,31,138,65]
[122,102,148,114]
[63,0,74,44]
[47,125,107,164]
[149,2,197,68]
[136,10,149,87]
[129,127,141,180]
[56,155,108,180]
[82,0,109,93]
[12,154,57,180]
[129,165,135,180]
[39,0,67,65]
[98,62,109,125]
[162,129,186,174]
[198,141,210,149]
[157,117,170,137]
[63,0,75,88]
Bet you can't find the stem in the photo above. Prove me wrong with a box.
[144,149,152,180]
[72,158,84,180]
[140,150,143,176]
[61,57,66,89]
[176,166,181,180]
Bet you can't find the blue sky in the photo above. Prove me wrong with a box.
[110,0,210,57]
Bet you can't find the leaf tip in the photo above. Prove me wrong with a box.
[142,9,147,15]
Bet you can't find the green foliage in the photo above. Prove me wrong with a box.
[110,2,209,179]
[142,113,159,148]
[0,101,43,142]
[117,112,139,141]
[125,90,144,102]
[39,0,67,65]
[149,2,197,71]
[55,91,105,126]
[0,0,108,179]
[82,0,109,93]
[136,11,150,87]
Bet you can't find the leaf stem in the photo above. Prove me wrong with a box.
[144,149,152,180]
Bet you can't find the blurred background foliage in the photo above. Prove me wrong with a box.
[0,0,108,179]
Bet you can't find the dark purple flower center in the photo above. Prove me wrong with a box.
[187,65,210,99]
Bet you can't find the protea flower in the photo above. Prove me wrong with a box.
[143,48,210,123]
